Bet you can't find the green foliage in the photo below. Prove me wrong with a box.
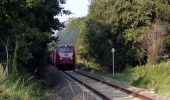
[0,1,69,98]
[77,0,170,70]
[79,0,152,70]
[57,18,83,46]
[0,67,45,100]
[0,0,69,73]
[119,61,170,96]
[11,40,20,75]
[95,60,170,96]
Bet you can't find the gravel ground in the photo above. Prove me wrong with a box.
[66,71,139,100]
[75,70,170,100]
[39,64,101,100]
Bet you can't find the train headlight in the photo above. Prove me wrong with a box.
[71,57,73,60]
[60,58,62,60]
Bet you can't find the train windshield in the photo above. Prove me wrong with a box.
[59,47,73,52]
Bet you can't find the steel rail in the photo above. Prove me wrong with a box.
[64,71,111,100]
[74,70,152,100]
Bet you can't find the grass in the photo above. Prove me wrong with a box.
[76,57,105,71]
[0,66,45,100]
[93,61,170,96]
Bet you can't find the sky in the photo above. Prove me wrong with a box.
[56,0,90,22]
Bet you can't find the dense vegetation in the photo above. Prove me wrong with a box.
[0,0,70,73]
[57,18,83,46]
[74,0,170,71]
[54,0,170,97]
[0,0,69,99]
[0,67,45,99]
[96,61,170,96]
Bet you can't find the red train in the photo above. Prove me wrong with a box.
[50,44,76,70]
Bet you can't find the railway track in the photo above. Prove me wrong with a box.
[64,70,152,100]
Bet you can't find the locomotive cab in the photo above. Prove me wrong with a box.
[52,44,75,70]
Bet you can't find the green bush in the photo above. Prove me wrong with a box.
[77,0,170,71]
[95,61,170,96]
[0,67,45,100]
[115,61,170,96]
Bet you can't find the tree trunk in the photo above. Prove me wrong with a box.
[5,38,9,75]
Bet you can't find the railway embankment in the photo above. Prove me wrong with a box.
[36,62,170,100]
[78,60,170,99]
[75,69,170,100]
[41,64,101,100]
[65,71,141,100]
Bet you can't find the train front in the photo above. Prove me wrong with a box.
[57,45,75,69]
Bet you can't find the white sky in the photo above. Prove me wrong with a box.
[56,0,90,22]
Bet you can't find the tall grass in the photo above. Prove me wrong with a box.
[0,41,45,100]
[94,60,170,96]
[130,61,170,96]
[113,61,170,96]
[0,66,45,100]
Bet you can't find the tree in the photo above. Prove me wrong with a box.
[141,24,166,64]
[79,0,170,70]
[79,0,154,70]
[57,18,83,46]
[0,0,70,74]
